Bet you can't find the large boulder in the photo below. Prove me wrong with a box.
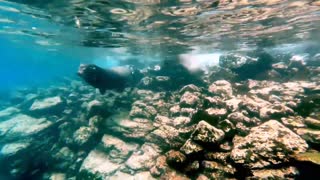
[208,80,233,98]
[29,96,65,116]
[100,135,139,163]
[125,143,161,171]
[79,149,120,179]
[231,120,308,169]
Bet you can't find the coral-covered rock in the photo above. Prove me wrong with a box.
[125,143,160,171]
[250,167,298,180]
[296,128,320,144]
[305,117,320,129]
[146,125,185,150]
[79,150,120,179]
[180,139,203,155]
[259,104,294,120]
[180,84,201,94]
[208,80,233,98]
[202,161,236,176]
[173,116,191,128]
[166,150,187,167]
[73,126,97,147]
[170,105,181,117]
[231,120,308,169]
[281,116,306,129]
[180,92,201,108]
[150,155,168,177]
[107,117,155,140]
[154,115,172,127]
[191,120,225,144]
[100,135,139,163]
[205,108,228,120]
[129,102,157,119]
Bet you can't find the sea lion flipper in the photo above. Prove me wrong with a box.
[99,88,106,94]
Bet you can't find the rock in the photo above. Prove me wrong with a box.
[239,96,271,116]
[0,114,52,140]
[29,96,65,115]
[52,146,77,171]
[305,117,320,129]
[281,116,306,129]
[202,161,236,176]
[204,152,230,165]
[108,171,156,180]
[228,112,260,128]
[79,149,120,179]
[203,96,226,108]
[231,120,308,169]
[73,126,97,147]
[150,155,168,177]
[154,115,172,127]
[129,102,157,119]
[0,142,30,157]
[48,173,67,180]
[292,151,320,165]
[205,108,228,120]
[225,98,241,112]
[0,107,20,119]
[146,125,184,150]
[296,128,320,144]
[170,105,181,117]
[173,116,191,128]
[218,119,236,138]
[180,139,203,155]
[196,174,210,180]
[166,150,187,167]
[180,92,200,108]
[125,143,160,171]
[259,104,294,120]
[86,100,105,118]
[184,161,200,174]
[100,135,139,163]
[179,84,201,94]
[208,80,233,98]
[191,120,225,144]
[107,117,155,140]
[250,167,298,180]
[180,108,197,117]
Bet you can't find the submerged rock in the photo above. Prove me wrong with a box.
[100,135,139,163]
[125,143,161,171]
[250,166,298,179]
[73,126,97,147]
[191,120,225,144]
[0,114,52,140]
[208,80,233,98]
[166,150,187,167]
[296,128,320,144]
[79,149,120,179]
[29,96,65,115]
[180,92,201,108]
[180,139,203,155]
[231,120,308,169]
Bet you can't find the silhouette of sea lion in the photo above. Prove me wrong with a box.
[77,64,131,94]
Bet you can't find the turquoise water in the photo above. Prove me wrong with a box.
[1,0,320,179]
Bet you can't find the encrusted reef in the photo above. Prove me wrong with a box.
[1,52,320,179]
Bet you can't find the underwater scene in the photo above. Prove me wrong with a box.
[1,0,320,179]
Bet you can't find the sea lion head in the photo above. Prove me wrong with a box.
[77,64,100,85]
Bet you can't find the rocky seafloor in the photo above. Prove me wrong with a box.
[0,52,320,180]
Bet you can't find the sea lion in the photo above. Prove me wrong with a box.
[77,64,131,94]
